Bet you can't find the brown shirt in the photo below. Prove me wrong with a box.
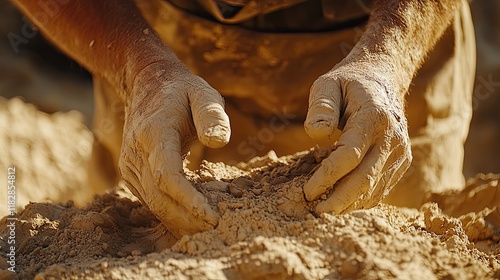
[167,0,372,32]
[137,0,372,119]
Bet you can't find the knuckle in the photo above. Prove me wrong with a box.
[198,86,222,102]
[368,108,410,144]
[186,76,222,98]
[405,147,413,161]
[197,103,226,120]
[368,107,392,126]
[311,75,336,94]
[308,99,337,115]
[342,145,364,163]
[364,173,377,188]
[403,152,413,170]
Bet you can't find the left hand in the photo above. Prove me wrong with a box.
[119,62,229,237]
[303,63,412,215]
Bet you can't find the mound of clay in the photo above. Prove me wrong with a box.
[1,150,499,279]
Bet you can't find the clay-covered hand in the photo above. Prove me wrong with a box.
[119,62,230,238]
[303,64,412,215]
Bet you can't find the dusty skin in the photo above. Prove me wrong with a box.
[0,98,499,279]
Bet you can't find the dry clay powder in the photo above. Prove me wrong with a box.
[0,149,499,279]
[0,98,498,279]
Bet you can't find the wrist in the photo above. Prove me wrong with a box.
[338,21,419,99]
[333,54,410,103]
[125,58,191,107]
[118,29,191,103]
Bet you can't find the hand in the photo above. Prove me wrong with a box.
[303,63,412,215]
[119,62,230,237]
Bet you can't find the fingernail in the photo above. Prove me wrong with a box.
[304,183,322,201]
[201,124,230,148]
[203,124,229,137]
[303,182,315,201]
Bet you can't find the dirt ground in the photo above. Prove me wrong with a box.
[0,97,499,279]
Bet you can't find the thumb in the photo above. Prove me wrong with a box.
[188,82,231,148]
[304,76,342,141]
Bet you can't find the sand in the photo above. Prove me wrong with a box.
[0,98,499,280]
[0,97,93,216]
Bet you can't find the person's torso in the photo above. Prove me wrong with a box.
[167,0,372,32]
[137,0,371,119]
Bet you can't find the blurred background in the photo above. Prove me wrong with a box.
[1,0,498,178]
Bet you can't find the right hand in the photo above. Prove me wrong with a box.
[303,63,412,215]
[119,62,231,238]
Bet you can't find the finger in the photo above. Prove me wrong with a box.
[140,160,215,238]
[304,77,342,141]
[304,116,373,201]
[119,145,212,237]
[367,148,412,207]
[148,128,219,218]
[146,126,219,228]
[315,143,388,214]
[188,85,231,148]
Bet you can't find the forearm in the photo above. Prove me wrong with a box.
[12,0,187,102]
[342,0,463,98]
